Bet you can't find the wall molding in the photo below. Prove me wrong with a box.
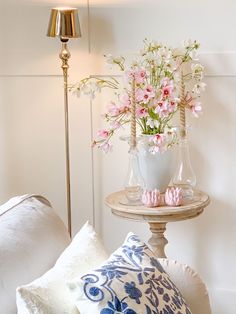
[2,52,236,78]
[0,75,62,78]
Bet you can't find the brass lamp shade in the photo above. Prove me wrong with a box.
[47,7,81,39]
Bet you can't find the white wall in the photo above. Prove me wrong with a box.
[1,0,235,312]
[0,0,94,234]
[89,1,236,313]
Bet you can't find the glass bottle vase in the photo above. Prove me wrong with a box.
[171,133,196,199]
[124,146,144,204]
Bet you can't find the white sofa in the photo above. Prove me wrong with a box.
[0,195,70,313]
[0,195,211,313]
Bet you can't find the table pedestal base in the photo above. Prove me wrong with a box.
[106,190,210,259]
[148,222,168,258]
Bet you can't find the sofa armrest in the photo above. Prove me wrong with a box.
[0,194,70,314]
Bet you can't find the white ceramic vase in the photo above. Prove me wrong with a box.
[138,136,173,192]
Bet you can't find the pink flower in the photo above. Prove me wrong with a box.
[161,78,173,87]
[119,105,130,114]
[125,69,147,84]
[119,93,131,114]
[135,69,147,84]
[136,106,148,118]
[149,133,167,154]
[161,78,174,98]
[147,118,159,129]
[107,101,120,117]
[110,120,122,129]
[119,101,130,113]
[124,70,135,82]
[97,129,109,139]
[151,133,166,146]
[155,101,169,118]
[120,93,131,107]
[162,84,174,97]
[136,85,155,104]
[136,88,145,102]
[145,85,155,97]
[142,92,152,104]
[190,101,202,117]
[98,141,113,153]
[168,100,178,113]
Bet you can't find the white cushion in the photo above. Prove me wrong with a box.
[16,221,109,314]
[0,194,70,314]
[68,232,192,314]
[159,258,212,314]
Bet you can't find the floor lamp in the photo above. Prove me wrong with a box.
[47,8,81,237]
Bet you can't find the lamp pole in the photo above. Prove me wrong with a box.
[60,38,72,237]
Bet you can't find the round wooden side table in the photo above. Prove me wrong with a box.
[105,190,210,258]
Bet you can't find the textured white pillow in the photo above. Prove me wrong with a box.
[16,222,108,314]
[159,259,212,314]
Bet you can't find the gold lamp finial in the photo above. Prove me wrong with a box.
[47,7,81,40]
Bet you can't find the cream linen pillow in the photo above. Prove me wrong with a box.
[16,222,108,314]
[159,258,212,314]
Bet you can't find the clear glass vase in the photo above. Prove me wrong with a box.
[171,129,196,199]
[124,146,144,205]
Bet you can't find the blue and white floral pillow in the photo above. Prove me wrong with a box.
[68,233,192,314]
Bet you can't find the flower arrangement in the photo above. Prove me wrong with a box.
[71,39,206,153]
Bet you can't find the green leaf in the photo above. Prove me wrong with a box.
[148,109,158,120]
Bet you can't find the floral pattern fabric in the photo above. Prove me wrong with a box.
[69,233,192,314]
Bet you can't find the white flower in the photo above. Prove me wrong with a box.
[105,54,123,65]
[157,47,172,63]
[189,49,199,61]
[183,39,193,48]
[131,58,141,68]
[191,63,204,80]
[80,81,101,100]
[72,87,81,98]
[98,141,113,153]
[173,71,181,83]
[110,120,122,130]
[114,56,124,63]
[182,39,200,60]
[192,82,207,94]
[145,52,159,66]
[140,48,146,56]
[147,40,161,51]
[164,127,177,142]
[105,53,115,64]
[146,118,159,129]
